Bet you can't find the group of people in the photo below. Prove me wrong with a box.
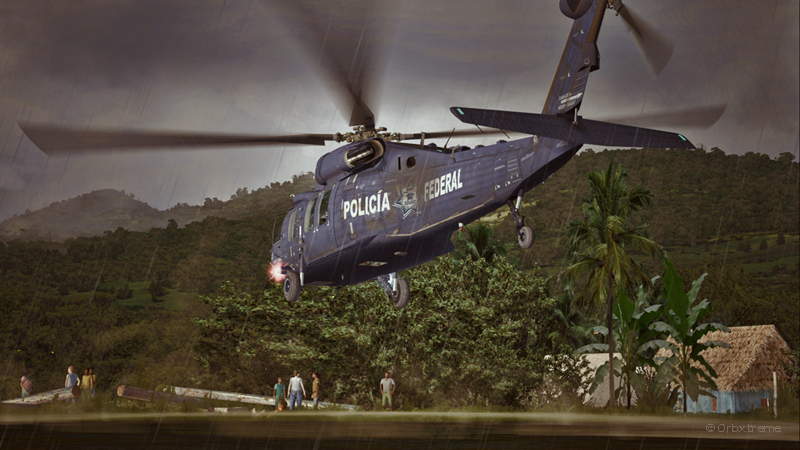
[22,366,397,411]
[268,371,397,412]
[19,366,96,400]
[271,371,320,411]
[65,366,96,399]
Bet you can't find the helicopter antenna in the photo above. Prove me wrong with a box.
[443,128,456,149]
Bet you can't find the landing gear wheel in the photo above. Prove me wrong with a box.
[283,270,301,302]
[518,225,534,249]
[391,278,410,309]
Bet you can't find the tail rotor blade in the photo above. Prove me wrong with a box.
[612,0,675,76]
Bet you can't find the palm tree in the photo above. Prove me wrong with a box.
[454,222,507,263]
[562,161,665,408]
[549,292,593,350]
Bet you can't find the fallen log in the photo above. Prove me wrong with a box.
[2,385,81,405]
[168,386,274,405]
[116,385,203,405]
[168,386,357,410]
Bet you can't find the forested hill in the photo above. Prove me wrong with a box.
[0,174,317,242]
[0,148,797,248]
[499,147,799,267]
[531,147,798,245]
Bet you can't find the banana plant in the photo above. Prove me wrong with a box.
[655,259,730,412]
[575,283,670,409]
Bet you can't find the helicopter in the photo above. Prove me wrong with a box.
[19,0,724,308]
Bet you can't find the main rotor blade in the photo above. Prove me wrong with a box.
[398,128,516,142]
[600,104,726,130]
[266,1,395,129]
[611,0,675,77]
[19,123,332,156]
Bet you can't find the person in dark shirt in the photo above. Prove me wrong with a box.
[273,377,286,411]
[312,372,321,408]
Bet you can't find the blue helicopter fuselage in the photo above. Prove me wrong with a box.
[272,136,581,286]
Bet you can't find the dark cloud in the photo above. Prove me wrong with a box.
[6,0,268,87]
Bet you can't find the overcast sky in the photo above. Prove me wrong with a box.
[0,0,797,221]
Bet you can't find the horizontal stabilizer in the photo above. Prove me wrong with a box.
[450,107,694,149]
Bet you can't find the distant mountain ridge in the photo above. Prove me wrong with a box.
[0,174,317,242]
[0,189,165,241]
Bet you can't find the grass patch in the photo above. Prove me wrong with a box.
[66,281,196,310]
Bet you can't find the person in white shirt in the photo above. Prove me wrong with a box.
[288,370,306,411]
[380,372,396,412]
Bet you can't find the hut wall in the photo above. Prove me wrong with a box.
[678,389,772,413]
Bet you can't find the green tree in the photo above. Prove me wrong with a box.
[195,257,567,408]
[149,280,165,301]
[549,292,592,350]
[682,263,798,348]
[655,260,730,413]
[736,240,751,252]
[563,161,665,408]
[116,284,133,300]
[453,222,507,263]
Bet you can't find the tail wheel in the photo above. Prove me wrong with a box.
[283,270,301,302]
[391,279,410,309]
[518,225,534,249]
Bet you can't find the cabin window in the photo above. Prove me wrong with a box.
[406,157,416,169]
[318,191,331,226]
[287,210,297,240]
[304,198,317,233]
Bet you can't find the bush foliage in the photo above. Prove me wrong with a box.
[195,257,582,409]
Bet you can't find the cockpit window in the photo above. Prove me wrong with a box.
[287,210,297,240]
[318,191,331,226]
[304,198,317,233]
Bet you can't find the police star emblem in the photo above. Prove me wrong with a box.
[392,186,419,219]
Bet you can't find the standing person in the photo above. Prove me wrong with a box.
[379,372,396,412]
[287,370,305,411]
[89,367,96,397]
[20,370,32,398]
[273,377,286,411]
[65,366,80,403]
[81,368,94,400]
[311,372,321,408]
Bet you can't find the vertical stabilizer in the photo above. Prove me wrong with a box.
[542,0,608,115]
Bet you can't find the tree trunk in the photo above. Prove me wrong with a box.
[683,383,687,413]
[1,385,80,405]
[627,379,631,409]
[607,277,615,409]
[116,385,204,405]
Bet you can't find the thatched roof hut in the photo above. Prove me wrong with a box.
[656,324,792,413]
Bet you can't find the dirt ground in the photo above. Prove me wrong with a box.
[1,412,797,449]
